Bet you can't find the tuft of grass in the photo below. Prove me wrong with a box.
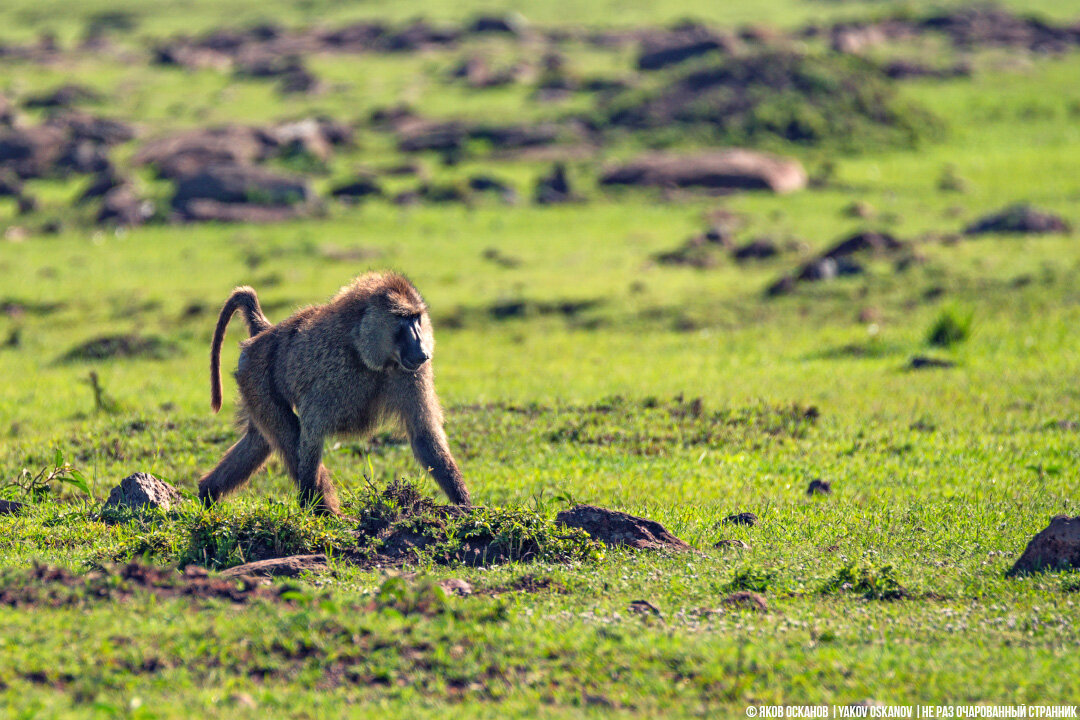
[926,307,973,348]
[820,564,910,600]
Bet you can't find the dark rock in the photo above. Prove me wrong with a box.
[278,66,322,95]
[807,479,832,495]
[534,162,578,204]
[219,554,328,578]
[909,356,955,370]
[0,499,27,515]
[964,204,1071,235]
[1008,516,1080,576]
[468,14,526,36]
[331,175,383,200]
[16,194,37,215]
[385,21,461,52]
[821,231,905,259]
[469,174,518,203]
[733,238,779,261]
[601,150,806,194]
[104,472,182,511]
[721,512,758,526]
[555,504,691,551]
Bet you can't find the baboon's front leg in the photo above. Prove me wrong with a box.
[408,425,470,507]
[296,424,339,515]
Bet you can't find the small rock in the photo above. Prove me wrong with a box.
[534,162,578,205]
[438,578,473,596]
[714,539,749,550]
[721,512,757,527]
[103,472,181,511]
[807,479,832,496]
[722,591,767,612]
[0,499,27,515]
[219,554,328,578]
[555,505,690,551]
[628,599,661,617]
[1007,515,1080,576]
[909,356,955,370]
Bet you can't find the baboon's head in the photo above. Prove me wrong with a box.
[351,275,434,373]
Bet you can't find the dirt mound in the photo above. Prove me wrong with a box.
[1007,516,1080,575]
[918,5,1080,53]
[135,126,267,179]
[766,231,904,296]
[654,228,730,268]
[603,51,936,150]
[396,118,572,156]
[0,125,70,179]
[172,164,315,222]
[60,334,179,362]
[601,150,806,194]
[43,111,136,146]
[534,162,580,204]
[555,505,690,551]
[219,554,329,578]
[135,119,349,180]
[96,185,155,226]
[636,22,739,70]
[821,231,905,258]
[0,562,289,608]
[24,84,102,110]
[964,204,1071,235]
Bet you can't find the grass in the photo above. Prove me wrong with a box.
[2,0,1080,715]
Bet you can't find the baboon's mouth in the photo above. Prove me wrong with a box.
[399,358,427,372]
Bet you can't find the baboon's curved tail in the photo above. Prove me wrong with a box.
[210,286,271,413]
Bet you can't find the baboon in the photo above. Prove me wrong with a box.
[198,272,470,514]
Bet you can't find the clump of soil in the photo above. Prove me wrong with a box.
[60,334,180,362]
[602,51,939,151]
[0,562,290,608]
[964,204,1071,235]
[766,231,905,296]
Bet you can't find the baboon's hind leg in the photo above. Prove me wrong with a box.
[198,425,271,507]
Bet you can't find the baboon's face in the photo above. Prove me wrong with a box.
[393,313,433,372]
[355,305,433,373]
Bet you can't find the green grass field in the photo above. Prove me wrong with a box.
[2,0,1080,717]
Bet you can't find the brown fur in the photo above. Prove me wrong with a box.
[199,272,470,514]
